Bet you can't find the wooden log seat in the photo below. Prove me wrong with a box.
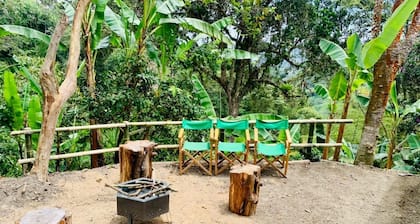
[229,164,261,216]
[119,140,157,182]
[17,207,72,224]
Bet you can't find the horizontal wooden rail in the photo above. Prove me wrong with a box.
[12,119,353,166]
[11,119,353,136]
[11,123,127,135]
[18,144,180,164]
[291,143,343,148]
[17,143,344,165]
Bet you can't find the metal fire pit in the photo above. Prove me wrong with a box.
[116,178,170,223]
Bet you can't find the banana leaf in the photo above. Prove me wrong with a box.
[3,70,23,130]
[191,75,216,119]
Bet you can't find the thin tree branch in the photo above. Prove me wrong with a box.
[40,16,68,97]
[59,0,91,102]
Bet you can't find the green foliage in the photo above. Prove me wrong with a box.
[329,71,347,101]
[0,25,56,47]
[319,39,348,68]
[191,75,216,119]
[361,0,419,68]
[0,0,59,63]
[3,70,23,130]
[375,134,420,174]
[0,127,22,177]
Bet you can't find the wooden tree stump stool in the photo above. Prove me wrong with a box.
[119,140,157,182]
[229,164,261,216]
[17,207,71,224]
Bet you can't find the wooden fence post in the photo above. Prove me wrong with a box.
[123,121,130,143]
[23,128,32,174]
[302,123,315,160]
[56,132,61,172]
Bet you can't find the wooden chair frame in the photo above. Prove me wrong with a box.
[178,121,214,176]
[213,120,250,175]
[253,121,292,177]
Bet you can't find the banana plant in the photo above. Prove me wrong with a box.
[3,70,23,130]
[0,25,66,51]
[103,0,184,76]
[191,74,216,119]
[319,0,418,161]
[380,82,419,169]
[3,70,42,131]
[314,70,347,159]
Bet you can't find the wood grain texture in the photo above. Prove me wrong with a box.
[229,164,261,216]
[119,140,157,182]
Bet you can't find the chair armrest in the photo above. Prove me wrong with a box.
[285,129,292,152]
[178,128,184,140]
[212,128,220,142]
[253,127,259,143]
[285,129,292,143]
[178,128,185,148]
[245,129,251,142]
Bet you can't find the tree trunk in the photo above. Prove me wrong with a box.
[322,114,334,159]
[386,130,397,169]
[31,0,91,182]
[333,81,353,161]
[228,95,240,117]
[84,13,104,168]
[355,2,419,166]
[355,57,392,165]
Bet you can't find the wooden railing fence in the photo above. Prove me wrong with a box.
[11,119,353,169]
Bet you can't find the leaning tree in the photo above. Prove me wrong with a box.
[31,0,91,181]
[355,0,419,166]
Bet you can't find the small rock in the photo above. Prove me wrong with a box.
[305,209,311,213]
[96,178,102,183]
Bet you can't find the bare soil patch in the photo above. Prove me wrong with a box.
[1,161,419,224]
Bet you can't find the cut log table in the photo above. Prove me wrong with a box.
[229,164,261,216]
[119,140,157,183]
[17,207,71,224]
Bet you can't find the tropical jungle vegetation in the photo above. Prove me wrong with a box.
[0,0,418,179]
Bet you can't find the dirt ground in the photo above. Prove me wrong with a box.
[1,161,419,224]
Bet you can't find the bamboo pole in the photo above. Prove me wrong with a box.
[18,144,180,164]
[13,119,352,166]
[11,123,127,135]
[23,128,32,174]
[11,119,353,136]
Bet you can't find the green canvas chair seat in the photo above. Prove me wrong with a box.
[214,119,250,175]
[217,142,245,153]
[257,142,285,156]
[178,119,214,176]
[254,119,291,178]
[184,142,211,151]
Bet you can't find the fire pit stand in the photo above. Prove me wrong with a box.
[115,178,170,223]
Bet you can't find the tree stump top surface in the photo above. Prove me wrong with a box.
[19,207,67,224]
[121,140,157,152]
[230,164,261,174]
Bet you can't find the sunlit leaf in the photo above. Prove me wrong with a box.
[160,17,234,47]
[191,75,216,118]
[319,39,348,68]
[314,85,329,99]
[329,71,347,100]
[3,70,23,130]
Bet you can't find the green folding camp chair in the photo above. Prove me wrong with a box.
[214,119,250,175]
[178,119,214,175]
[253,119,292,177]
